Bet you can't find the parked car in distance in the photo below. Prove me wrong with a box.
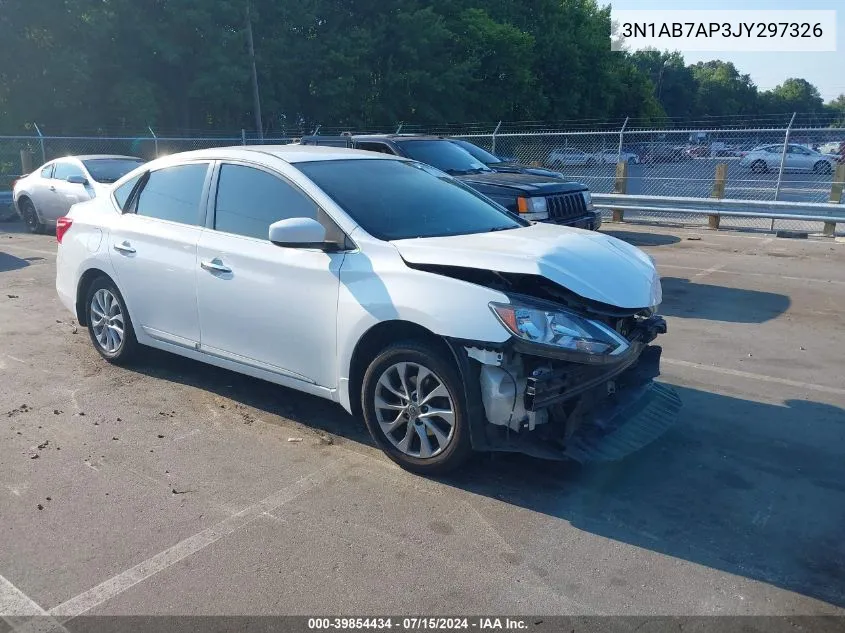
[640,145,690,163]
[299,134,601,230]
[591,149,640,165]
[56,145,678,474]
[14,155,145,233]
[739,144,838,174]
[546,148,595,167]
[448,139,571,180]
[0,176,19,221]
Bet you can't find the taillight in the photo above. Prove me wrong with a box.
[56,217,73,243]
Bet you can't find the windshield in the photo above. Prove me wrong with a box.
[450,139,503,164]
[395,140,492,175]
[82,158,145,183]
[297,159,526,241]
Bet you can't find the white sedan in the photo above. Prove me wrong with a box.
[56,145,678,474]
[14,155,144,233]
[739,144,837,174]
[591,150,640,165]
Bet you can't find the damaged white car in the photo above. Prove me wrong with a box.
[56,145,681,474]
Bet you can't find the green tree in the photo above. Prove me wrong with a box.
[760,78,824,116]
[690,61,759,119]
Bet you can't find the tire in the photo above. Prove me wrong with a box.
[19,198,46,234]
[84,276,138,365]
[361,341,472,475]
[750,160,767,174]
[814,161,832,175]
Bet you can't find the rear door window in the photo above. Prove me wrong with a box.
[134,163,209,225]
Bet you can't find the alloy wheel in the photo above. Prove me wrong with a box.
[90,288,125,354]
[373,361,455,459]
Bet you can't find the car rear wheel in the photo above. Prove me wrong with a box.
[750,160,768,174]
[85,277,138,364]
[362,341,471,475]
[19,198,46,234]
[813,161,832,175]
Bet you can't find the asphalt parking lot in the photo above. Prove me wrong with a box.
[1,220,844,621]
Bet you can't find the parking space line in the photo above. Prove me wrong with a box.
[48,455,358,620]
[663,358,845,397]
[691,263,727,280]
[1,573,70,632]
[659,264,845,286]
[0,244,57,258]
[0,575,49,617]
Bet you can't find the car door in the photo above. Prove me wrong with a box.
[28,163,57,216]
[50,160,94,219]
[195,161,345,388]
[790,145,816,171]
[109,161,212,349]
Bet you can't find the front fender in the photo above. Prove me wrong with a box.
[334,248,511,412]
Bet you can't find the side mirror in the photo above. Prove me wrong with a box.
[67,175,88,185]
[269,217,328,249]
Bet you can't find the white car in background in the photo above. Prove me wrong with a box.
[13,155,144,233]
[739,144,837,174]
[546,148,594,167]
[590,150,640,165]
[55,145,678,474]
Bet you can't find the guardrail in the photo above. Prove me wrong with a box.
[591,193,845,236]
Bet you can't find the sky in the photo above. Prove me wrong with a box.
[605,0,844,102]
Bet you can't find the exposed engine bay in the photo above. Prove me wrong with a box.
[421,264,683,462]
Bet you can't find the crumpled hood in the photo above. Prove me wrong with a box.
[392,223,662,309]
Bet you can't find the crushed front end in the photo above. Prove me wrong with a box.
[459,301,682,463]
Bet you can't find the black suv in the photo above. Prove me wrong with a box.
[298,134,601,230]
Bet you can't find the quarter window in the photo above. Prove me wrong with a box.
[214,164,318,240]
[134,163,209,225]
[113,173,144,211]
[40,164,54,178]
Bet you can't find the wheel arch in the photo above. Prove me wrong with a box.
[75,267,118,326]
[347,320,455,418]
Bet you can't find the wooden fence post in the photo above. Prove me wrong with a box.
[708,163,727,229]
[20,150,33,175]
[826,163,845,236]
[612,160,628,222]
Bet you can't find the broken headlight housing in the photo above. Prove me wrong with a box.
[490,298,630,358]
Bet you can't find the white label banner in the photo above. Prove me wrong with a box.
[611,10,837,52]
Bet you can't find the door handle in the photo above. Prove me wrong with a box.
[200,259,232,274]
[49,186,57,192]
[113,241,136,254]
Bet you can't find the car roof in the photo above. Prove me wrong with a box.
[140,144,403,170]
[52,154,144,162]
[352,134,444,142]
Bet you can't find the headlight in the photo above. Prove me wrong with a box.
[490,299,630,358]
[582,190,593,210]
[516,196,547,215]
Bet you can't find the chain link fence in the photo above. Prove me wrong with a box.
[1,119,843,234]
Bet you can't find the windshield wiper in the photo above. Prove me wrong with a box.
[487,226,516,233]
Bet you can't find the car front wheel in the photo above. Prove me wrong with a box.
[750,160,768,174]
[85,277,138,364]
[362,341,472,475]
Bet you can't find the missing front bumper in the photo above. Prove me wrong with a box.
[467,342,682,462]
